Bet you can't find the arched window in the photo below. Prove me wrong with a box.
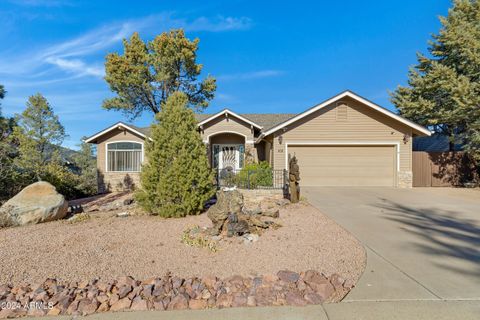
[107,142,143,172]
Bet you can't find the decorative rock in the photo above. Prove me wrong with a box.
[277,270,300,283]
[152,285,164,297]
[66,299,79,315]
[285,291,307,306]
[303,274,334,301]
[130,297,148,311]
[304,292,323,304]
[0,181,68,227]
[167,294,188,310]
[246,295,256,307]
[0,271,350,317]
[0,309,17,319]
[78,298,99,316]
[97,301,109,312]
[47,307,61,316]
[108,293,119,306]
[117,285,132,299]
[117,276,136,287]
[153,300,165,310]
[202,275,217,289]
[262,274,278,283]
[216,293,233,308]
[330,274,345,288]
[231,293,247,307]
[188,299,207,310]
[110,297,131,311]
[343,279,355,289]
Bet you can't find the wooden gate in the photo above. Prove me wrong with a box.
[412,152,479,187]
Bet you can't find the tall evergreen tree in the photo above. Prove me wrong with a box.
[73,138,98,195]
[391,0,480,157]
[103,29,216,119]
[13,93,66,180]
[136,92,214,217]
[0,85,19,200]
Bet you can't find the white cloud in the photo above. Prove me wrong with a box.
[45,57,104,77]
[218,70,285,81]
[0,12,252,81]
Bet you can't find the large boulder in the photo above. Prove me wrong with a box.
[0,181,68,227]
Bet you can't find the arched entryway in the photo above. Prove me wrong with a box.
[208,132,246,171]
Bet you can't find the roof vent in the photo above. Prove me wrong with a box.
[336,102,348,121]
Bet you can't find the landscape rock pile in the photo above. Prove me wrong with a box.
[207,189,284,237]
[0,270,352,318]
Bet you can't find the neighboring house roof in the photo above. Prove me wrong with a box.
[413,134,463,152]
[259,90,432,139]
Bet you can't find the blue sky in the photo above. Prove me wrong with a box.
[0,0,451,149]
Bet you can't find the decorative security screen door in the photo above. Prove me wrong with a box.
[215,144,241,170]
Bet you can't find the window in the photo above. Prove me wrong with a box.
[107,142,143,172]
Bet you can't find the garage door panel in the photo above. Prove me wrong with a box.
[289,145,396,186]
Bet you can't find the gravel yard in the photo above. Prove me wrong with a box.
[0,202,366,287]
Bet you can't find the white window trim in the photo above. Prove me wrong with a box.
[284,141,401,174]
[105,141,144,173]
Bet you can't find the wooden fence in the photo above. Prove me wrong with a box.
[412,151,479,187]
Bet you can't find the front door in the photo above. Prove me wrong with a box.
[213,144,244,171]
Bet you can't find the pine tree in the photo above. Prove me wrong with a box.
[103,30,216,119]
[135,92,214,217]
[391,0,480,157]
[73,138,98,195]
[0,85,19,200]
[13,93,66,181]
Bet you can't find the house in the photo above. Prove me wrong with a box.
[85,90,431,192]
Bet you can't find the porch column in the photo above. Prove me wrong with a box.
[205,141,212,167]
[245,142,258,164]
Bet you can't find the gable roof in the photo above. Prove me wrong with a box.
[84,113,295,144]
[85,90,431,144]
[84,122,151,143]
[259,90,432,138]
[196,109,264,129]
[195,113,296,131]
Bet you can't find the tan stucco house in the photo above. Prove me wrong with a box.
[85,90,431,192]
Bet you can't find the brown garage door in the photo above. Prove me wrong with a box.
[288,145,396,186]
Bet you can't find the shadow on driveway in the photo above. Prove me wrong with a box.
[375,199,480,277]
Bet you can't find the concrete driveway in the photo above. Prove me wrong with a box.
[304,187,480,301]
[26,187,480,320]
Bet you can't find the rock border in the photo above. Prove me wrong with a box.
[0,270,354,318]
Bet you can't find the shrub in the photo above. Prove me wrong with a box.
[135,92,215,217]
[236,161,273,188]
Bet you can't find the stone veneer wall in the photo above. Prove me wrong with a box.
[397,171,413,188]
[98,172,141,193]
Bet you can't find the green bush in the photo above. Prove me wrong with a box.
[236,161,273,188]
[135,92,215,218]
